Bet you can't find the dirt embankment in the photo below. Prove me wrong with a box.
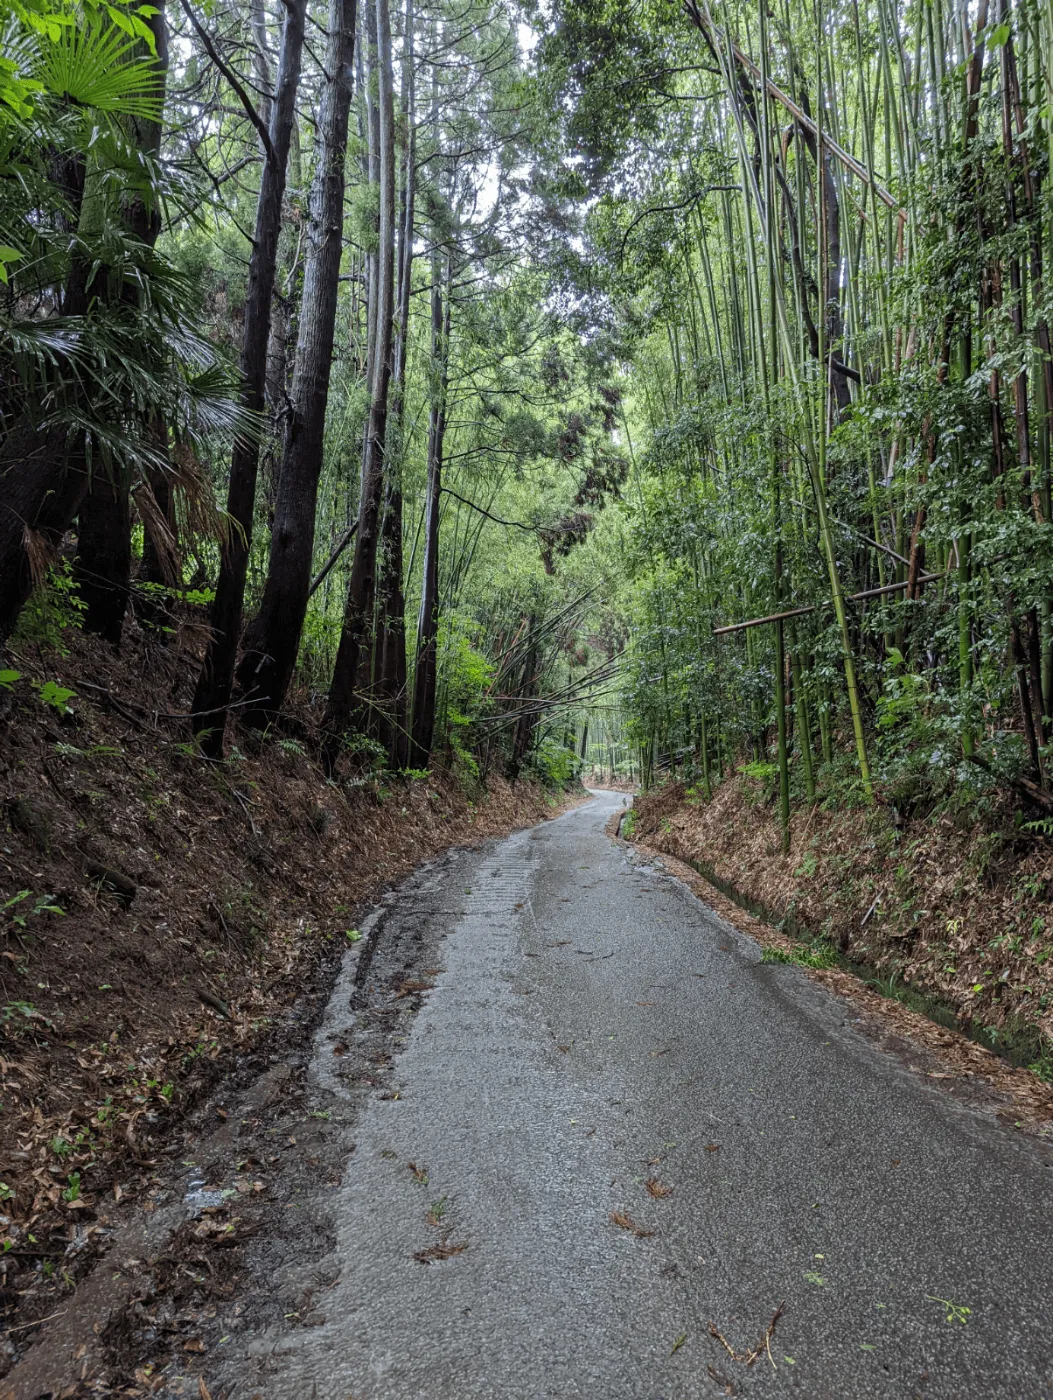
[0,624,572,1365]
[630,777,1053,1069]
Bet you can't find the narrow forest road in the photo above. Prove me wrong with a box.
[229,791,1053,1399]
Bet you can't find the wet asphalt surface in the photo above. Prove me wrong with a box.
[226,790,1053,1399]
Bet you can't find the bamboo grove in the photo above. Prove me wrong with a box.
[0,0,630,784]
[537,0,1053,831]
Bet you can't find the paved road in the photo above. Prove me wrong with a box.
[241,790,1053,1399]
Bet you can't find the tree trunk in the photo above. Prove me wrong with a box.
[237,0,357,724]
[192,0,306,752]
[262,119,301,513]
[0,144,93,642]
[408,255,450,768]
[374,0,415,767]
[324,0,397,755]
[0,427,89,644]
[75,475,133,644]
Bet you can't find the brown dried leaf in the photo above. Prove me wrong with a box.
[645,1177,673,1199]
[413,1240,469,1264]
[610,1209,654,1238]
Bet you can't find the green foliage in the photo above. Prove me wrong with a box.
[12,561,86,654]
[761,943,837,970]
[1,999,53,1033]
[37,680,76,715]
[526,737,581,788]
[3,889,64,926]
[436,615,496,775]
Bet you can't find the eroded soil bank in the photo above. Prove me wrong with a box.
[0,624,574,1377]
[630,778,1053,1093]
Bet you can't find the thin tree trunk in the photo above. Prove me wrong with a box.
[324,0,397,754]
[374,0,415,767]
[237,0,357,724]
[192,0,306,752]
[409,254,450,767]
[262,119,301,513]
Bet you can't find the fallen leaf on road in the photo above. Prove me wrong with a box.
[610,1210,654,1238]
[198,1379,213,1400]
[394,980,434,998]
[183,1339,206,1353]
[413,1240,469,1263]
[704,1143,721,1153]
[646,1178,673,1199]
[635,1000,655,1006]
[671,1332,687,1354]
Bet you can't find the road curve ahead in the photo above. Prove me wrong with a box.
[242,790,1053,1399]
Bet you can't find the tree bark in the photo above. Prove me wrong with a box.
[0,137,93,642]
[408,253,450,767]
[374,0,415,767]
[237,0,357,724]
[192,0,306,752]
[324,0,397,755]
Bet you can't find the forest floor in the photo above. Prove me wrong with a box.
[629,776,1053,1133]
[0,620,577,1382]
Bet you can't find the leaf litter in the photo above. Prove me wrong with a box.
[413,1240,469,1264]
[609,1210,654,1238]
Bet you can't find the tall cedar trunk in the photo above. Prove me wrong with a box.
[356,0,382,723]
[262,121,301,511]
[191,0,306,752]
[73,4,169,647]
[374,481,407,761]
[324,0,396,754]
[374,0,415,767]
[237,0,357,723]
[252,0,303,513]
[408,255,450,767]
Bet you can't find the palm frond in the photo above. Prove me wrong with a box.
[34,15,164,118]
